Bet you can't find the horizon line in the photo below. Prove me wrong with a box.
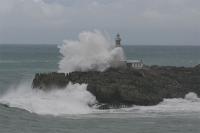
[0,43,200,46]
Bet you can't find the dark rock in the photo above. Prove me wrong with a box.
[32,65,200,108]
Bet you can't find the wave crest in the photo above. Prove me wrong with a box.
[0,82,97,115]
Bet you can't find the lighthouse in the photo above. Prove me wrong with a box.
[114,33,144,69]
[115,33,121,47]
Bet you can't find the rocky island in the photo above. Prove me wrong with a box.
[31,34,200,109]
[32,64,200,109]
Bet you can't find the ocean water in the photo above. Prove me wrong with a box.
[1,44,200,133]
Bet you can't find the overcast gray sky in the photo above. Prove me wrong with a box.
[0,0,200,45]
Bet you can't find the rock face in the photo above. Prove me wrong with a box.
[32,65,200,108]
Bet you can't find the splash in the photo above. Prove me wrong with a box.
[1,85,200,115]
[58,30,125,73]
[184,92,199,101]
[0,81,97,115]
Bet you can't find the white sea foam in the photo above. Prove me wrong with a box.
[1,83,200,115]
[0,81,97,115]
[0,30,125,116]
[58,30,125,73]
[108,92,200,114]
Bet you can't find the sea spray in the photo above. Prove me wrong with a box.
[58,30,125,73]
[0,81,97,115]
[1,83,200,115]
[0,30,125,116]
[184,92,199,101]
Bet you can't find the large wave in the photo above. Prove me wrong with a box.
[0,81,97,115]
[58,30,125,73]
[1,87,200,115]
[0,30,126,116]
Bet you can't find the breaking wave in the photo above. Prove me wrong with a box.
[0,81,97,115]
[58,30,125,73]
[1,84,200,116]
[0,30,125,116]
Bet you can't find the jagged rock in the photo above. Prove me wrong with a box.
[32,65,200,109]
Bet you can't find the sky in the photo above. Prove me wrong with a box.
[0,0,200,45]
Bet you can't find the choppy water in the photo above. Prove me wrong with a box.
[1,44,200,133]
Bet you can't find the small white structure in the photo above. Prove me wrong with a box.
[126,60,144,69]
[115,34,144,69]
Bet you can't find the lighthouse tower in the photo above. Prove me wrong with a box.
[115,33,121,47]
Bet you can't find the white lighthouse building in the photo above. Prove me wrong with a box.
[115,33,121,47]
[115,33,143,69]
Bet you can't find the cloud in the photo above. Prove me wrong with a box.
[0,0,200,45]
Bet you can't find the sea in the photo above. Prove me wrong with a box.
[1,44,200,133]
